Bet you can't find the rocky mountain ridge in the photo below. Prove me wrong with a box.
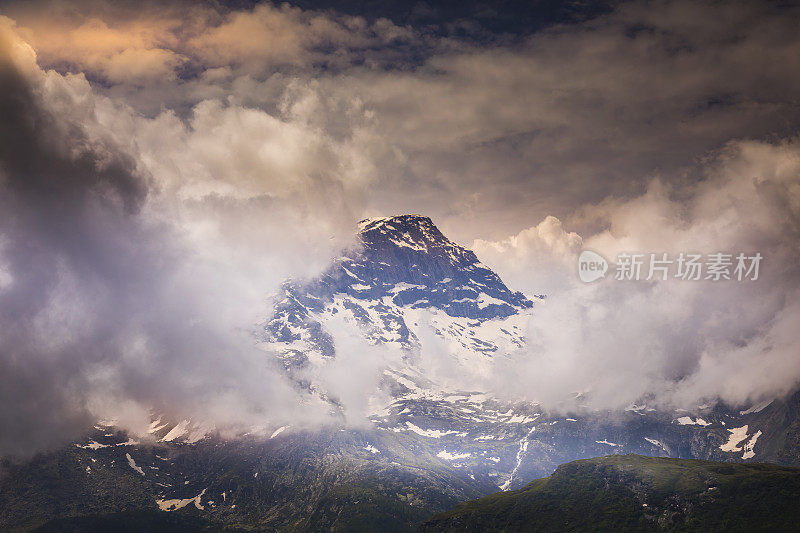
[2,214,799,531]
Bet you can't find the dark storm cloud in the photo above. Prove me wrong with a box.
[346,0,800,241]
[0,24,330,457]
[282,0,616,40]
[0,26,152,455]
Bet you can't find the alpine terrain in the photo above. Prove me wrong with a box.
[420,454,800,532]
[1,215,799,531]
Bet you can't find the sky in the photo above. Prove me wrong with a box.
[0,0,799,456]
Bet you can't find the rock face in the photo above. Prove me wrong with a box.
[264,214,538,363]
[272,215,533,327]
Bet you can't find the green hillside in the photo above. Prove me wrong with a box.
[419,454,800,532]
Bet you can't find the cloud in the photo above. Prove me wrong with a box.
[239,0,800,242]
[11,13,187,84]
[474,216,583,294]
[185,3,374,72]
[477,138,800,411]
[1,0,800,453]
[9,0,800,237]
[0,18,364,457]
[4,0,416,88]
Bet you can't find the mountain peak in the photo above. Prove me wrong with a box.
[358,214,434,232]
[265,213,537,360]
[357,214,446,252]
[272,213,533,324]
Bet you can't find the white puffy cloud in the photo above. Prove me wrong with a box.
[474,216,583,294]
[478,138,800,411]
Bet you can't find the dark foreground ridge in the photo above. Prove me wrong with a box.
[419,454,800,532]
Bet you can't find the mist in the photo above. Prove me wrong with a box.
[0,0,799,457]
[0,19,358,457]
[476,139,800,412]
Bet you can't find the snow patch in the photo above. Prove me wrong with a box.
[742,430,762,460]
[147,417,169,434]
[676,416,711,426]
[720,425,750,452]
[476,292,507,309]
[75,440,109,450]
[157,489,207,512]
[126,453,145,476]
[405,421,457,438]
[437,450,471,461]
[270,426,288,439]
[161,420,190,442]
[501,426,536,491]
[740,400,773,415]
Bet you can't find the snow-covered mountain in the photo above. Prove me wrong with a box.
[256,214,789,491]
[263,214,540,368]
[81,215,794,492]
[4,214,798,531]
